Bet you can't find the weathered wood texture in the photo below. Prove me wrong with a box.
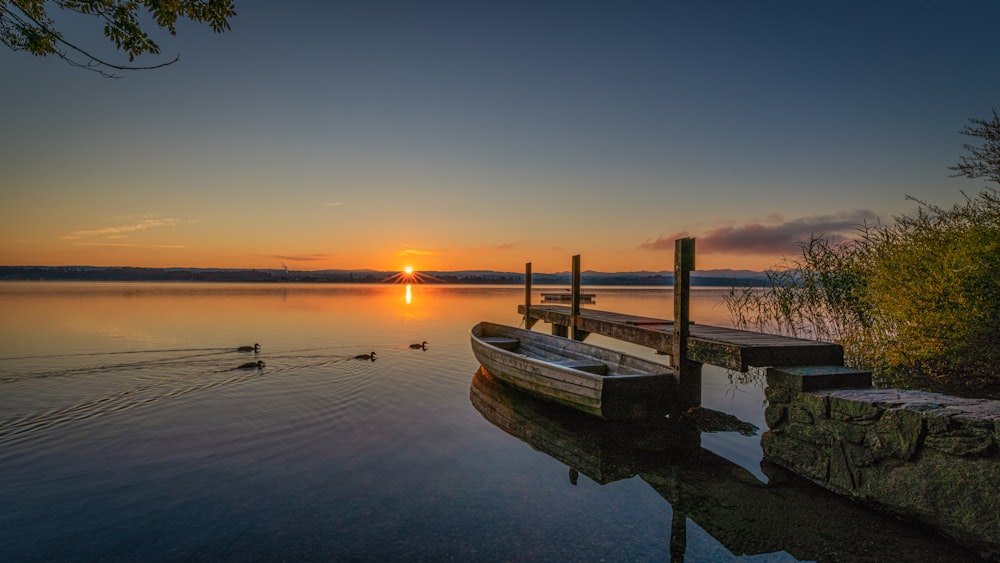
[523,262,532,327]
[540,292,595,301]
[673,238,694,363]
[516,305,844,372]
[571,254,584,341]
[673,238,701,407]
[471,322,676,419]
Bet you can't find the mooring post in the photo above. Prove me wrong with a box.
[571,255,587,341]
[523,262,537,329]
[673,238,702,408]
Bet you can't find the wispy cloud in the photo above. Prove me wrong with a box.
[61,217,190,241]
[72,242,186,248]
[326,202,345,207]
[494,243,514,251]
[398,249,435,257]
[269,254,340,262]
[639,210,880,254]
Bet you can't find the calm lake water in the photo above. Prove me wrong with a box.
[0,283,980,562]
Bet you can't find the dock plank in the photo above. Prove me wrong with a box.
[518,305,843,372]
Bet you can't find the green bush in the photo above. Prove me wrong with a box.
[726,190,1000,397]
[728,110,1000,397]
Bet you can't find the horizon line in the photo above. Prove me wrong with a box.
[0,264,770,276]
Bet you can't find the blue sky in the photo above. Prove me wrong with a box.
[2,1,998,272]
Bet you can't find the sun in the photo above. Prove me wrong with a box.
[382,267,442,284]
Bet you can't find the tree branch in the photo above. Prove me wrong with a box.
[1,1,213,77]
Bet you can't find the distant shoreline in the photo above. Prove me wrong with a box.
[0,266,769,287]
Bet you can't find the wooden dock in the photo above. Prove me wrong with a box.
[517,241,844,407]
[516,304,844,372]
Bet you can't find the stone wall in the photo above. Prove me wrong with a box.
[763,366,1000,560]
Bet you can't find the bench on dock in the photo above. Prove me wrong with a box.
[480,337,520,351]
[552,359,609,375]
[541,292,595,301]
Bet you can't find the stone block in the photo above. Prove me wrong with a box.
[856,451,1000,559]
[828,442,856,492]
[953,410,999,431]
[925,408,958,435]
[762,387,1000,559]
[762,432,830,482]
[925,432,994,457]
[830,395,883,422]
[787,421,835,446]
[923,405,999,457]
[764,405,787,429]
[829,420,869,444]
[843,441,878,468]
[766,366,873,392]
[799,393,829,420]
[789,404,816,425]
[857,389,944,408]
[870,408,924,461]
[764,385,792,404]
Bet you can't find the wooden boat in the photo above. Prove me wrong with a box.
[470,321,676,420]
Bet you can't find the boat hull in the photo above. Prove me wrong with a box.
[470,322,676,420]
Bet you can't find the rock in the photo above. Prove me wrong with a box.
[870,408,924,461]
[764,405,787,429]
[830,394,883,422]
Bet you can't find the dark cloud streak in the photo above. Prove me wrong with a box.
[639,211,879,254]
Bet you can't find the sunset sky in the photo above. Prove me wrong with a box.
[3,1,999,273]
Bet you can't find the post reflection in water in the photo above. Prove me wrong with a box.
[468,368,980,563]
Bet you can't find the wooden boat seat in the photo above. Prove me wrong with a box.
[481,337,520,351]
[553,359,609,375]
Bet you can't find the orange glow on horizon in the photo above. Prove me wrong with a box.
[383,266,447,284]
[0,241,788,274]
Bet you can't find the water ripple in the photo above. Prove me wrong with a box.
[0,347,387,448]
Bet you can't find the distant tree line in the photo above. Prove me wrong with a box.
[0,266,768,287]
[0,266,279,283]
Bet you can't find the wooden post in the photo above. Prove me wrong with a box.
[571,255,585,341]
[673,238,702,408]
[523,262,537,329]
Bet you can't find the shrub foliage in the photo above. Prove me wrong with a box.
[727,110,1000,397]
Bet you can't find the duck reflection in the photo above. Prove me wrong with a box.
[469,367,979,563]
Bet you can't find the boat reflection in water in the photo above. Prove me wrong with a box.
[469,368,979,562]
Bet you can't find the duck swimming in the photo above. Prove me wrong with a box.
[409,341,427,349]
[238,343,261,352]
[238,360,265,369]
[354,352,377,361]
